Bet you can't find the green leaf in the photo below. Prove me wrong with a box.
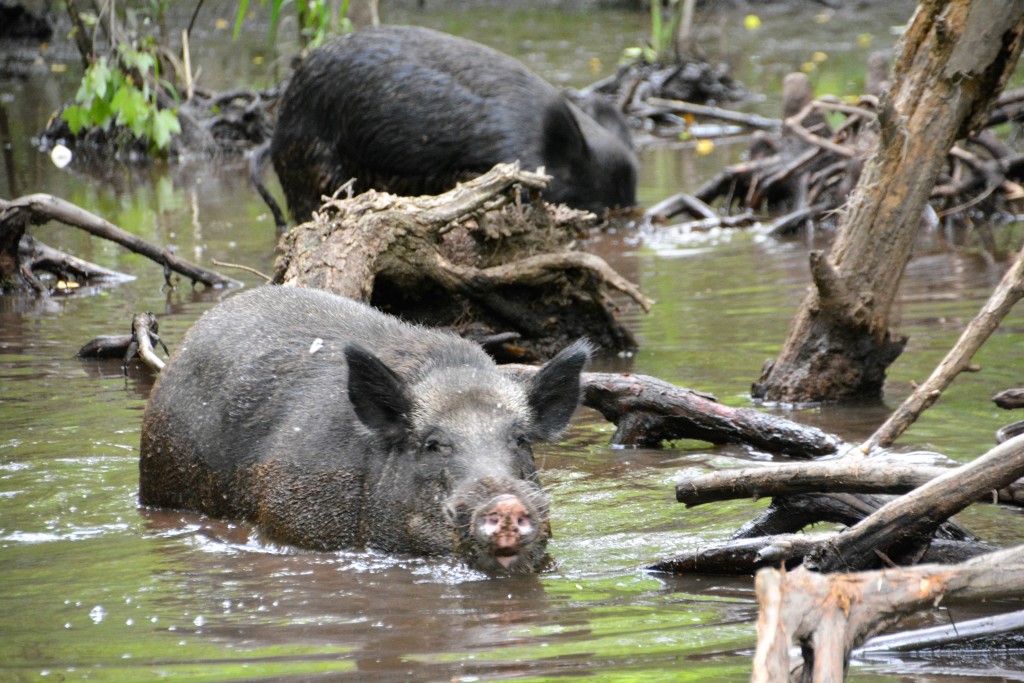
[62,105,87,134]
[232,0,250,40]
[112,84,148,136]
[149,108,180,151]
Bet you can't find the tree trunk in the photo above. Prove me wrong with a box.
[752,1,1024,403]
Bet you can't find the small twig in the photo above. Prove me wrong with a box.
[211,258,271,282]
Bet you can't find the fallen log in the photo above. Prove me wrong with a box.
[752,545,1024,683]
[674,457,1024,508]
[804,433,1024,572]
[856,608,1024,654]
[646,533,992,576]
[500,366,842,456]
[1,193,241,293]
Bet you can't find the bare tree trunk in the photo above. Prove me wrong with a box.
[752,1,1024,403]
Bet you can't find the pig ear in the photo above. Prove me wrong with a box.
[344,343,413,439]
[542,101,590,163]
[527,339,593,441]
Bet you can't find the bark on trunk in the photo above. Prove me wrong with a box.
[752,1,1024,403]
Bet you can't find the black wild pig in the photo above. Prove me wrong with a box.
[264,25,637,225]
[139,286,592,573]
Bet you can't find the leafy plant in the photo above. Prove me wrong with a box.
[61,43,181,154]
[622,0,688,66]
[234,0,352,49]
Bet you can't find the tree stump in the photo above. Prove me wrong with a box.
[752,1,1024,403]
[272,163,651,359]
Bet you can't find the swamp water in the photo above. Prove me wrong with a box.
[2,2,1023,681]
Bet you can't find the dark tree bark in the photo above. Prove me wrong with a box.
[501,366,842,456]
[752,1,1024,403]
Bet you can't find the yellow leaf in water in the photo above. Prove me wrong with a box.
[253,55,265,66]
[696,139,715,156]
[215,18,229,30]
[812,51,828,64]
[590,57,601,76]
[857,33,873,48]
[50,62,67,73]
[743,15,761,30]
[55,281,80,290]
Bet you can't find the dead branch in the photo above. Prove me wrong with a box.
[642,96,780,132]
[861,242,1024,452]
[1,194,241,291]
[78,312,168,372]
[130,312,166,372]
[804,434,1024,573]
[674,457,1024,508]
[857,608,1024,654]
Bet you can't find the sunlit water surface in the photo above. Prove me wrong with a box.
[2,2,1023,681]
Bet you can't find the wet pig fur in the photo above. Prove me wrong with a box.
[139,286,592,573]
[269,25,638,221]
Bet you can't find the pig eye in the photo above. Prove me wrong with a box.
[514,434,531,449]
[422,435,450,455]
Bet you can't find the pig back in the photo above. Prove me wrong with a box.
[270,25,637,219]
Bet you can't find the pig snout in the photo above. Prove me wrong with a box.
[475,495,540,569]
[448,479,551,574]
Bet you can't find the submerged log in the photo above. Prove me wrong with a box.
[273,163,651,359]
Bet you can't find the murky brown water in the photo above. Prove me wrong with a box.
[2,2,1024,681]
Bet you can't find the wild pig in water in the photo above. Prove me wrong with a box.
[262,25,637,225]
[139,286,592,573]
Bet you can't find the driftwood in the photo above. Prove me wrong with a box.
[273,163,651,359]
[856,608,1024,654]
[582,57,747,141]
[501,366,841,456]
[674,457,1024,508]
[651,434,1024,576]
[0,193,240,293]
[752,545,1024,683]
[652,69,1024,237]
[78,312,168,373]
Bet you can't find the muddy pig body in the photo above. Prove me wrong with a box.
[267,25,637,222]
[139,286,591,573]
